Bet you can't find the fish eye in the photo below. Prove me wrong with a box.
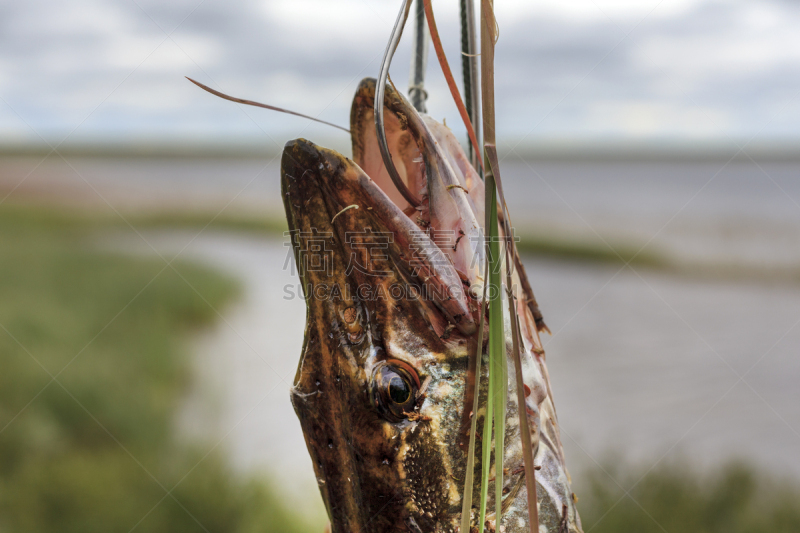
[370,360,420,422]
[388,375,410,403]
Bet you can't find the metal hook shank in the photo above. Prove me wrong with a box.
[409,0,430,113]
[375,0,421,208]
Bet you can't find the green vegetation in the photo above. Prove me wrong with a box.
[7,203,793,284]
[0,203,666,270]
[0,206,306,533]
[577,460,800,533]
[516,233,800,284]
[515,233,666,269]
[0,202,289,235]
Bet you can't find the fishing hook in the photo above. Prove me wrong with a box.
[375,0,422,208]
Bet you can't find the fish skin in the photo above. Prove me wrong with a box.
[282,79,582,533]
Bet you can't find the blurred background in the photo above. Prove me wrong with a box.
[0,0,799,531]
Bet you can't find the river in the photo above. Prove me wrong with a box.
[130,228,799,512]
[14,153,799,508]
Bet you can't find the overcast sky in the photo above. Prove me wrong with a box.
[1,0,799,149]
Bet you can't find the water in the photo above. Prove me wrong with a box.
[529,257,800,481]
[5,153,799,266]
[0,155,281,212]
[21,154,799,504]
[116,233,799,513]
[498,156,800,269]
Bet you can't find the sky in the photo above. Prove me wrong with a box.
[1,0,799,150]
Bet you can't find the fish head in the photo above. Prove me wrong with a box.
[281,143,472,533]
[282,78,582,533]
[281,79,485,533]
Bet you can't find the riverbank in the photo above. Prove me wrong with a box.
[0,207,308,533]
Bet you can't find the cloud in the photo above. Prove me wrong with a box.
[495,0,708,21]
[0,0,798,144]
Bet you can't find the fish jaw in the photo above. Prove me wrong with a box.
[350,78,486,289]
[282,139,473,533]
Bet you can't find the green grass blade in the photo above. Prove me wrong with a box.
[493,326,507,526]
[460,239,492,533]
[487,145,540,531]
[479,364,494,533]
[485,153,507,529]
[480,170,499,531]
[479,0,504,522]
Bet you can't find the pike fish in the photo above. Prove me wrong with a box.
[282,78,582,533]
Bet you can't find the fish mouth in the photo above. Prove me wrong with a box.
[281,137,474,337]
[283,78,488,339]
